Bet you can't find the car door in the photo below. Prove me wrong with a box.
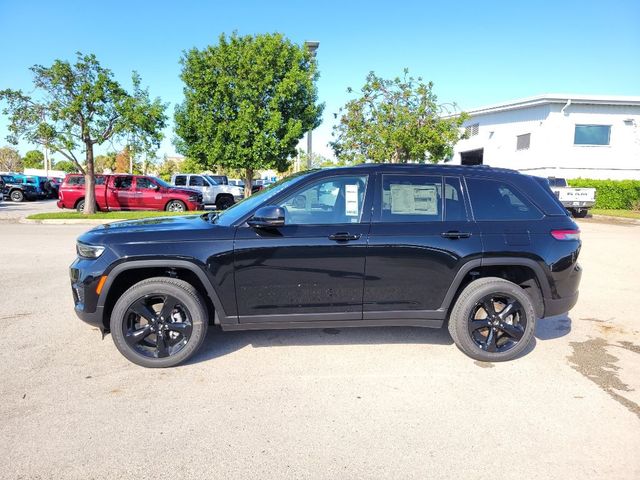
[134,176,163,210]
[233,173,373,323]
[363,174,482,319]
[108,176,135,210]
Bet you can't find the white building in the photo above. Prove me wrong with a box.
[451,94,640,180]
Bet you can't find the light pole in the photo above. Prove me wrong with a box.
[304,41,319,169]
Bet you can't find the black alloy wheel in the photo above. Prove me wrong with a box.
[123,294,194,359]
[467,294,526,353]
[448,277,536,362]
[110,277,208,367]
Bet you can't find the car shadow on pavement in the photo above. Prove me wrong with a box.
[535,314,572,340]
[186,326,454,365]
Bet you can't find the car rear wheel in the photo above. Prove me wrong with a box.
[215,195,234,210]
[166,200,186,212]
[110,277,208,368]
[10,190,24,202]
[571,208,588,218]
[448,277,536,362]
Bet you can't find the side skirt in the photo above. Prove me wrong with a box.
[221,318,444,331]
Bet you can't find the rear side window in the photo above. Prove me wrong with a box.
[444,177,468,221]
[174,176,186,186]
[466,177,543,220]
[66,176,83,186]
[380,175,442,222]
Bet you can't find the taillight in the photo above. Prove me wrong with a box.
[551,229,580,241]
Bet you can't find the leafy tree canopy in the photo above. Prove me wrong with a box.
[0,145,22,172]
[174,32,324,195]
[54,160,79,173]
[331,69,467,164]
[0,52,167,212]
[22,149,44,169]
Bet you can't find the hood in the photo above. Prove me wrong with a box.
[167,187,200,196]
[78,214,222,245]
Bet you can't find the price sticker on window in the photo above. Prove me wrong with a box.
[345,184,359,216]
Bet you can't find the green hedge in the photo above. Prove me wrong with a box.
[568,178,640,210]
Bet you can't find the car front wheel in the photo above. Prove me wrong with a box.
[110,277,209,368]
[166,200,186,212]
[448,277,536,362]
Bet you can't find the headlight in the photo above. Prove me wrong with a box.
[77,241,105,258]
[188,195,197,201]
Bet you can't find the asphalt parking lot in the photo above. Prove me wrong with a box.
[1,217,639,479]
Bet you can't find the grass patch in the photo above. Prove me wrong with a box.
[590,209,640,219]
[27,210,209,220]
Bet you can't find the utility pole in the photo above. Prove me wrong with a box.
[304,41,319,169]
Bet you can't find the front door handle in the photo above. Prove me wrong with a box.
[441,231,472,239]
[328,232,361,242]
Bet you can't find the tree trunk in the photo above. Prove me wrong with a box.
[244,167,254,198]
[84,142,97,214]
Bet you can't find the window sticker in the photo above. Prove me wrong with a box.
[345,184,359,216]
[390,184,437,215]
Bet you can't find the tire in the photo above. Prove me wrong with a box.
[76,199,85,212]
[215,195,234,211]
[572,209,588,218]
[166,200,186,212]
[10,190,24,202]
[110,277,209,368]
[448,277,536,362]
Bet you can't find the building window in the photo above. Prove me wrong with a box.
[516,133,531,150]
[465,123,479,137]
[574,125,611,145]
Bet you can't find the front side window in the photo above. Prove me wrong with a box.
[136,177,156,190]
[189,176,205,187]
[466,177,542,220]
[380,175,442,222]
[174,176,186,186]
[574,125,610,145]
[279,175,368,225]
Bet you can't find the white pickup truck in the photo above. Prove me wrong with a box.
[547,177,596,218]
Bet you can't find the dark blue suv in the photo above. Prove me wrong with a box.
[70,164,581,367]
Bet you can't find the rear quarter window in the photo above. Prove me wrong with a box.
[466,177,543,221]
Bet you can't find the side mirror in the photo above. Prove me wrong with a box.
[247,205,285,227]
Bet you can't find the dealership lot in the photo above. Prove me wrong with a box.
[0,219,638,479]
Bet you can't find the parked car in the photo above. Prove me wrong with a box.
[44,177,62,199]
[58,174,204,212]
[171,173,243,210]
[71,164,582,367]
[547,177,596,218]
[0,174,39,202]
[12,174,47,199]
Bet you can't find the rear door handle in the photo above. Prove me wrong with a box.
[328,232,361,242]
[441,231,472,239]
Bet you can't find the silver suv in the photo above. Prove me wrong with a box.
[171,174,243,210]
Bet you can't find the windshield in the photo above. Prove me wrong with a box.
[547,178,567,187]
[213,171,315,226]
[152,177,172,188]
[1,175,16,183]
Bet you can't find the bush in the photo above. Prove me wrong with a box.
[568,178,640,210]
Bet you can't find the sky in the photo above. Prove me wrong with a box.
[1,0,639,163]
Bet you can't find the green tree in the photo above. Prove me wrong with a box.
[0,52,167,213]
[22,149,44,169]
[54,160,79,173]
[95,152,117,173]
[331,69,467,163]
[174,32,324,197]
[0,145,22,171]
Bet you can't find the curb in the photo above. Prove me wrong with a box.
[20,218,115,225]
[588,215,640,225]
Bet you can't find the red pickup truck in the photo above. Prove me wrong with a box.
[57,174,204,212]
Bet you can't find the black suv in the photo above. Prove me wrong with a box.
[70,164,581,367]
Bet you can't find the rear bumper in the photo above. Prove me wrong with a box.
[543,291,579,317]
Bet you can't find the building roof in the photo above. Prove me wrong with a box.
[465,93,640,116]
